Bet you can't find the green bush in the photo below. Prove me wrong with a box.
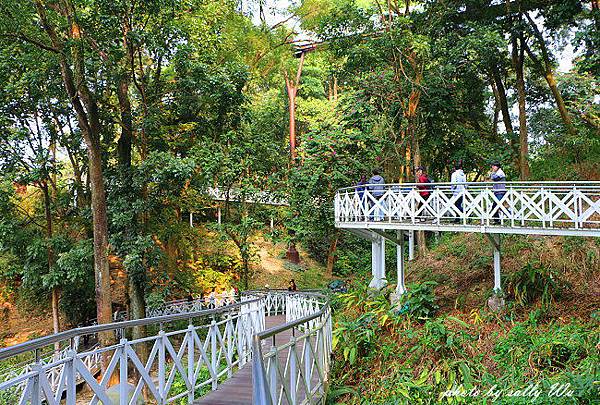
[505,262,565,309]
[395,281,439,320]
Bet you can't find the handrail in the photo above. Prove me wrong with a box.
[0,290,332,405]
[255,300,329,340]
[337,181,600,192]
[0,297,262,361]
[334,182,600,237]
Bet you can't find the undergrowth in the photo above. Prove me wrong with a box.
[327,234,600,404]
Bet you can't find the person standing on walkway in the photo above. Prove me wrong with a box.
[368,169,386,220]
[489,161,507,224]
[451,163,467,223]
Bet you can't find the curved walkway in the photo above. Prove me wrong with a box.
[195,315,286,405]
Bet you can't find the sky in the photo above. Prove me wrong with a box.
[245,0,578,72]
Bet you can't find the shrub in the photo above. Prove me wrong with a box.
[395,281,439,320]
[505,262,565,309]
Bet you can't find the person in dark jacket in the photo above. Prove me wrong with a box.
[368,169,386,220]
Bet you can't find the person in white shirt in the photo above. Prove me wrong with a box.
[450,163,467,223]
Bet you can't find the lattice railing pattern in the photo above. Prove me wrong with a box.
[335,182,600,234]
[0,291,331,405]
[0,299,265,405]
[253,293,332,405]
[146,293,237,318]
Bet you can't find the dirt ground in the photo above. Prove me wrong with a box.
[0,303,55,348]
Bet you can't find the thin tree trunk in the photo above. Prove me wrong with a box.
[512,35,530,180]
[325,233,339,276]
[285,52,305,161]
[524,13,577,138]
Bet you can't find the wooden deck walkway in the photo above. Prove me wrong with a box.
[195,315,288,405]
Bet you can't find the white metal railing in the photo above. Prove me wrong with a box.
[0,298,265,405]
[0,291,331,405]
[334,182,600,236]
[207,187,289,206]
[146,293,238,318]
[252,293,332,405]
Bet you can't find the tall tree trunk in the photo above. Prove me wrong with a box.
[34,1,113,336]
[284,52,305,161]
[512,34,530,180]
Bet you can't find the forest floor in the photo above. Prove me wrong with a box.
[250,236,331,290]
[0,305,54,348]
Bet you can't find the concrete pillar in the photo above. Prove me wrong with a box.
[189,212,193,227]
[493,234,501,292]
[396,230,406,296]
[369,235,387,289]
[270,216,274,230]
[217,207,222,225]
[408,230,415,261]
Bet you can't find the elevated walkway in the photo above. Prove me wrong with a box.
[0,291,331,405]
[334,182,600,294]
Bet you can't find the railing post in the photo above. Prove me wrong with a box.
[304,335,311,399]
[396,230,406,296]
[158,327,166,402]
[65,349,77,405]
[268,347,278,403]
[289,337,297,404]
[251,335,271,405]
[237,310,246,367]
[119,339,128,405]
[187,323,195,404]
[226,314,233,378]
[31,349,40,405]
[211,319,218,390]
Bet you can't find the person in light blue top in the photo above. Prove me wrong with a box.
[450,162,467,222]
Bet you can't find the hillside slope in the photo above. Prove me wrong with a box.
[329,233,599,404]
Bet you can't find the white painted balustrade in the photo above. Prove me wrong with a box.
[0,291,331,405]
[252,293,332,405]
[335,182,600,236]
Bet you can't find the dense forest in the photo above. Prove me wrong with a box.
[0,0,598,403]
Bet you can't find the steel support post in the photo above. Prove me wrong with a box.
[485,233,502,292]
[369,234,387,289]
[408,230,415,261]
[396,230,406,296]
[493,234,501,292]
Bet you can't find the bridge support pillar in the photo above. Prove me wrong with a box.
[395,230,406,296]
[408,230,415,261]
[369,234,387,289]
[485,234,502,292]
[492,234,501,292]
[217,207,222,225]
